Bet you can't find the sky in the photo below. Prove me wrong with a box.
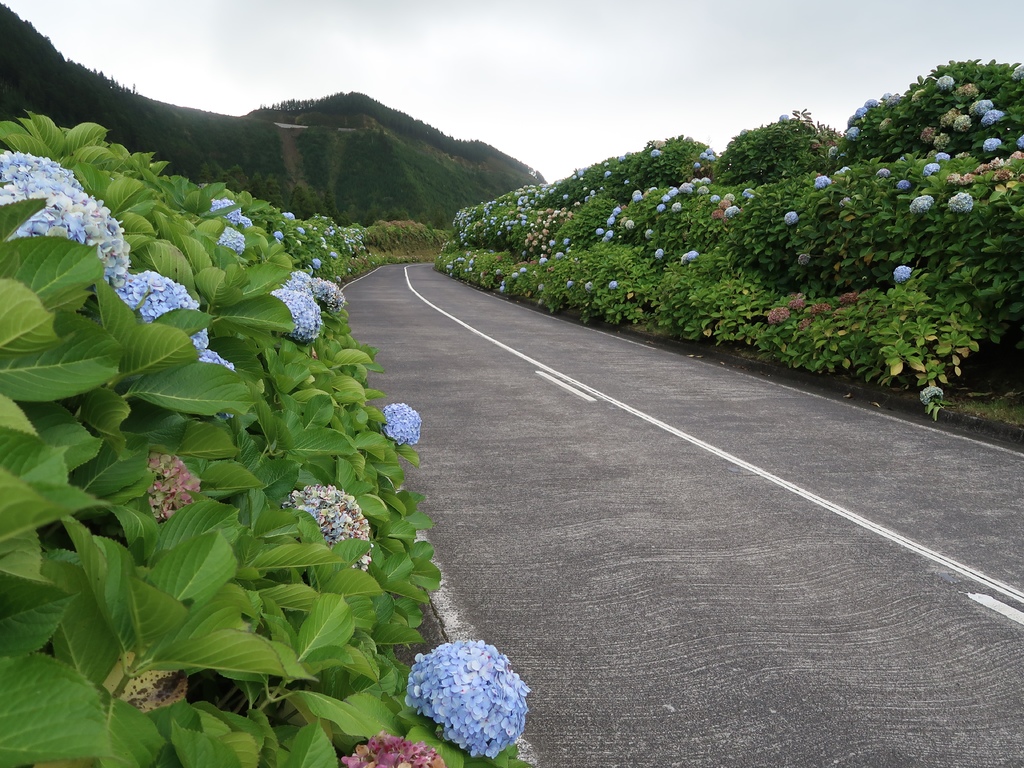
[6,0,1022,184]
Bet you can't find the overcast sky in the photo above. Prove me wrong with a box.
[6,0,1021,183]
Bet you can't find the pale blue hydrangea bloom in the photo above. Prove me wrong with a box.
[0,151,131,286]
[893,265,913,283]
[632,190,643,203]
[311,257,322,270]
[846,126,860,140]
[948,192,974,214]
[274,230,284,241]
[310,277,346,312]
[680,183,695,194]
[725,205,741,218]
[694,162,702,169]
[519,267,527,274]
[896,179,912,191]
[886,93,903,107]
[655,248,665,259]
[784,211,799,226]
[656,204,666,212]
[282,270,313,292]
[710,194,721,203]
[271,288,322,342]
[282,211,295,220]
[920,386,944,405]
[779,114,790,121]
[283,485,371,567]
[909,195,934,214]
[971,99,994,117]
[595,228,605,236]
[923,163,941,177]
[651,149,662,158]
[876,168,891,178]
[608,280,618,289]
[936,75,955,91]
[1018,135,1024,150]
[981,109,1004,127]
[742,188,755,199]
[864,98,880,108]
[382,403,421,445]
[198,348,236,370]
[814,176,832,189]
[983,138,1003,152]
[584,281,593,291]
[683,250,699,262]
[115,270,198,321]
[406,640,529,759]
[603,230,614,241]
[218,226,246,255]
[566,280,574,288]
[934,153,951,161]
[671,202,682,213]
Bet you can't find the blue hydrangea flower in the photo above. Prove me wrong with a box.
[779,114,791,121]
[283,485,371,567]
[655,248,664,259]
[608,280,618,289]
[0,151,131,286]
[814,176,832,189]
[971,99,994,117]
[896,179,912,191]
[115,270,199,322]
[198,348,236,370]
[273,230,284,241]
[631,190,643,203]
[656,204,666,213]
[909,195,934,214]
[784,211,799,226]
[693,162,701,169]
[566,280,574,288]
[282,211,296,220]
[1018,135,1024,150]
[311,257,322,270]
[406,640,529,759]
[893,265,913,283]
[683,250,699,262]
[651,149,662,158]
[920,386,944,405]
[876,168,891,178]
[983,138,1003,152]
[218,226,246,255]
[297,226,306,235]
[948,192,974,214]
[271,288,322,343]
[584,281,593,291]
[310,277,346,312]
[854,107,868,119]
[724,205,741,218]
[519,267,527,274]
[742,188,755,199]
[864,98,880,108]
[846,126,860,140]
[595,228,604,236]
[936,75,955,91]
[923,163,941,177]
[382,402,421,445]
[934,152,951,161]
[981,109,1004,127]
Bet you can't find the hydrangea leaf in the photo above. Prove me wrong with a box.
[321,567,383,597]
[171,722,242,768]
[148,531,237,604]
[62,121,108,154]
[0,575,73,655]
[155,500,241,552]
[287,427,357,459]
[136,239,196,294]
[0,313,120,401]
[0,425,69,484]
[402,726,465,768]
[0,278,58,358]
[105,698,165,768]
[126,362,252,416]
[151,629,311,680]
[151,308,214,336]
[0,198,46,241]
[20,113,65,156]
[0,130,54,158]
[70,441,149,501]
[0,465,96,544]
[280,723,335,768]
[212,296,295,334]
[178,421,238,460]
[248,543,347,571]
[0,530,43,582]
[0,655,110,768]
[79,388,131,452]
[197,461,264,497]
[296,593,354,660]
[0,238,104,311]
[289,691,397,740]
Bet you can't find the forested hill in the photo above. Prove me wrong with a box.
[0,4,540,225]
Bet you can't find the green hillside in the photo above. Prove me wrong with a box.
[0,4,539,225]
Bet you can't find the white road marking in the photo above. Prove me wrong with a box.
[969,593,1024,627]
[403,267,1024,607]
[535,370,596,402]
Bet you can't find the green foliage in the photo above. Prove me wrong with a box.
[0,114,524,768]
[716,111,841,187]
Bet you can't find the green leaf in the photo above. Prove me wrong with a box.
[198,461,264,496]
[178,421,237,459]
[0,426,68,483]
[63,121,108,153]
[0,465,97,543]
[153,308,214,336]
[0,278,58,357]
[372,624,423,646]
[290,691,399,740]
[127,362,252,415]
[258,584,318,612]
[0,575,72,655]
[287,427,356,459]
[148,531,237,604]
[102,698,165,768]
[213,296,296,333]
[281,723,335,768]
[21,402,101,470]
[156,500,240,552]
[70,441,149,501]
[322,567,383,597]
[97,280,197,376]
[151,629,311,679]
[79,387,131,451]
[248,543,346,570]
[0,313,120,401]
[0,530,43,581]
[0,393,35,435]
[0,197,45,241]
[141,240,196,294]
[0,237,104,311]
[296,593,354,660]
[331,348,373,366]
[0,655,110,768]
[396,444,420,467]
[171,722,242,768]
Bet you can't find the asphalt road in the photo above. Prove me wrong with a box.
[345,263,1024,768]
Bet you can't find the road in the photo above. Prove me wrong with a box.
[345,263,1024,768]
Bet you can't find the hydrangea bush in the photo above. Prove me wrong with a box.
[0,114,526,768]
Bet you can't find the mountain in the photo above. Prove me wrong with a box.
[0,4,540,225]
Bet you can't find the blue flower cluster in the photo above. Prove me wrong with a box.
[936,75,955,91]
[947,192,974,214]
[271,288,322,343]
[876,168,891,178]
[971,99,994,117]
[682,250,699,263]
[893,265,913,283]
[983,138,1003,152]
[896,179,912,191]
[310,277,346,312]
[115,271,232,368]
[846,127,860,140]
[724,205,741,218]
[218,226,246,255]
[382,402,421,445]
[0,151,131,287]
[784,211,799,226]
[909,195,934,214]
[814,176,832,189]
[210,198,252,228]
[922,163,941,177]
[920,386,944,405]
[406,640,529,759]
[981,109,1005,127]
